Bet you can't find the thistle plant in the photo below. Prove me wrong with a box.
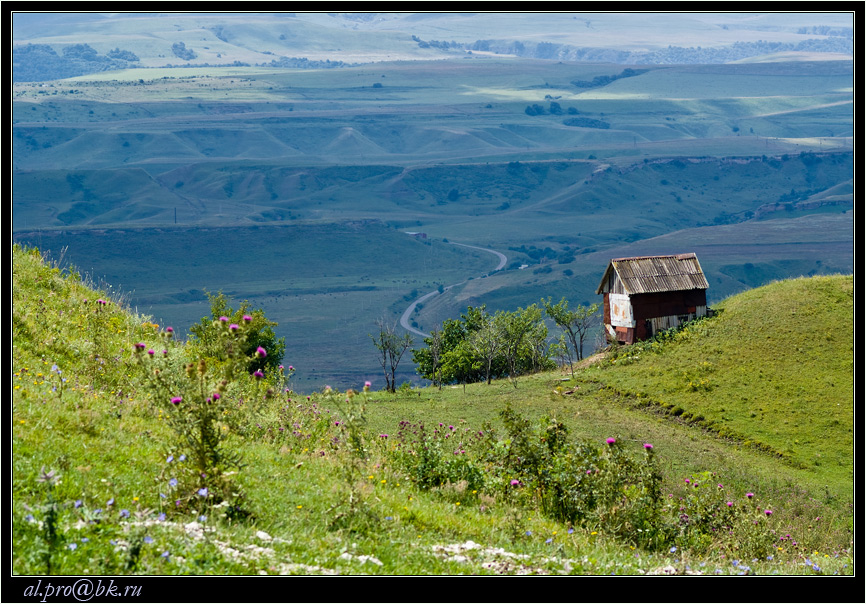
[35,467,63,574]
[135,316,271,513]
[326,384,379,532]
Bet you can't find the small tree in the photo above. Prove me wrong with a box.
[370,318,413,393]
[542,297,600,370]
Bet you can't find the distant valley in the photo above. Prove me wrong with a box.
[12,12,854,391]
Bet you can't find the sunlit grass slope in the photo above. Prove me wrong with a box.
[12,246,853,576]
[580,275,853,483]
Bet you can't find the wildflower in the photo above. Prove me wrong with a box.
[157,513,166,522]
[161,551,170,559]
[567,528,574,534]
[120,509,130,518]
[106,498,115,507]
[606,437,616,445]
[746,492,754,499]
[546,538,553,544]
[219,316,229,322]
[68,543,78,551]
[167,455,174,463]
[255,346,267,358]
[510,479,521,487]
[726,501,733,507]
[171,396,182,405]
[243,314,253,322]
[765,509,773,516]
[74,499,83,508]
[144,536,154,544]
[197,488,208,497]
[179,455,186,462]
[253,370,264,379]
[165,326,174,335]
[147,349,155,356]
[643,443,653,449]
[670,546,677,554]
[169,478,178,487]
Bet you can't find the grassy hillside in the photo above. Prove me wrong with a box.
[12,245,853,578]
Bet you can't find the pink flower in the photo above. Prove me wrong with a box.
[255,346,267,358]
[510,479,521,487]
[171,396,182,405]
[746,492,754,499]
[606,437,616,445]
[643,443,653,449]
[243,315,253,322]
[764,509,773,516]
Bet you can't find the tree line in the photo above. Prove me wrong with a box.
[401,297,600,391]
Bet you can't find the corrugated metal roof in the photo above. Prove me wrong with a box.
[596,253,709,295]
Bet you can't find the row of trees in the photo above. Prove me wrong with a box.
[407,298,600,389]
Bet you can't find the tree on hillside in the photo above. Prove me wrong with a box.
[542,297,600,372]
[413,305,553,388]
[370,318,413,393]
[496,304,548,387]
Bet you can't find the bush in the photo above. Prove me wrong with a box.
[189,292,285,375]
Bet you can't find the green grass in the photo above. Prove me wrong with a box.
[12,244,854,576]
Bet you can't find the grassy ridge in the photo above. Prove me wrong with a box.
[583,276,854,483]
[12,245,853,576]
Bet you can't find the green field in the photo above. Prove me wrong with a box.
[12,245,853,577]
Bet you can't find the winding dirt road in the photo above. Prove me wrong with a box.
[399,242,507,339]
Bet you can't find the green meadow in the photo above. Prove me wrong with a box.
[12,245,853,576]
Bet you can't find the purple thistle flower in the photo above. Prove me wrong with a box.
[643,443,653,449]
[229,324,239,332]
[243,314,253,322]
[256,346,267,358]
[606,437,616,445]
[746,492,754,499]
[171,396,182,405]
[253,370,264,379]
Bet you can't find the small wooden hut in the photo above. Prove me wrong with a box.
[596,253,709,344]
